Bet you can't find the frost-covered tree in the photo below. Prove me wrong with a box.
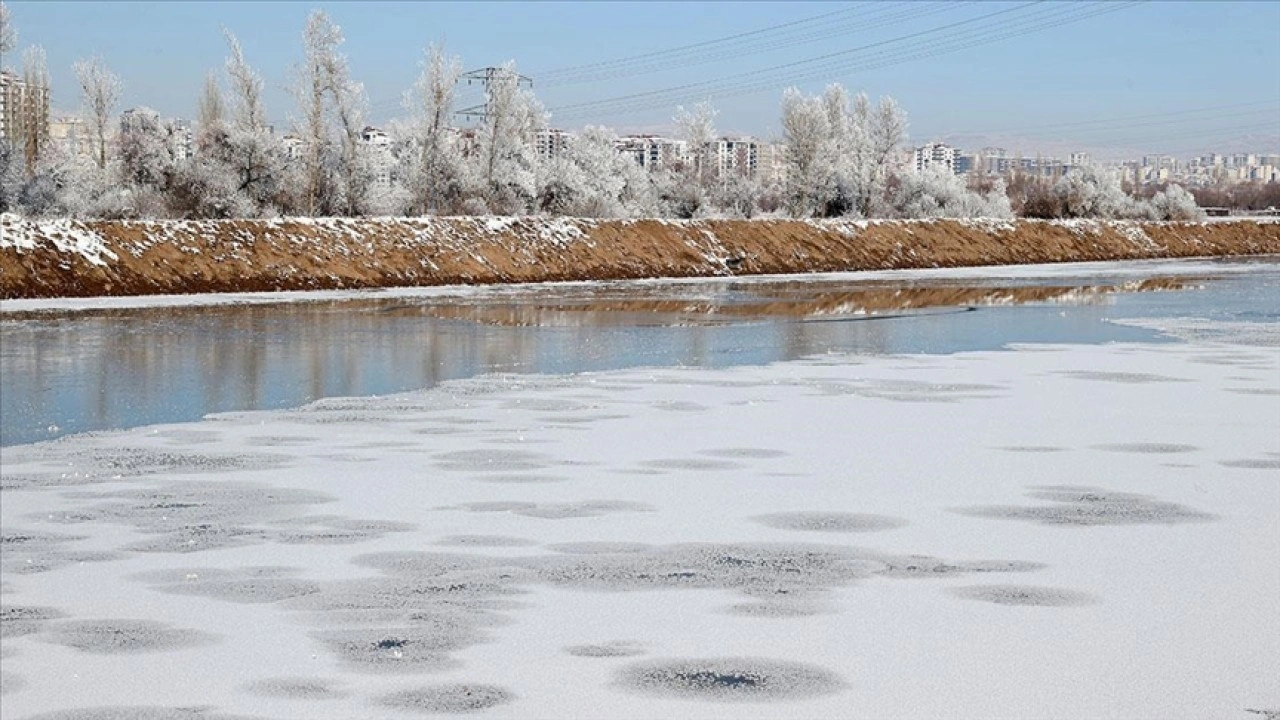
[0,1,16,68]
[404,44,464,214]
[295,10,339,215]
[865,96,908,215]
[890,165,1013,219]
[19,45,49,176]
[221,31,281,215]
[1053,164,1143,219]
[537,125,653,218]
[674,101,718,187]
[1149,183,1203,221]
[118,107,175,192]
[196,71,225,150]
[73,55,122,170]
[780,88,832,217]
[780,85,907,218]
[475,61,545,215]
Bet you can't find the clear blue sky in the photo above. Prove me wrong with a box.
[5,1,1278,159]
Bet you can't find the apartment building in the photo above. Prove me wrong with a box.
[535,128,573,159]
[0,69,49,148]
[615,134,688,171]
[913,142,957,174]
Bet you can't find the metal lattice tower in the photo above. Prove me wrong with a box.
[455,67,533,124]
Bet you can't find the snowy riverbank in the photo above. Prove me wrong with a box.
[2,214,1278,299]
[1,314,1277,718]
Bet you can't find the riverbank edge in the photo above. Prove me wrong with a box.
[2,215,1278,299]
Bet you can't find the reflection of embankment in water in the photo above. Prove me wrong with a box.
[399,277,1193,327]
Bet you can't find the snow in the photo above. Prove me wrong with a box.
[1,307,1276,718]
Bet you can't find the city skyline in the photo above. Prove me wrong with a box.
[4,1,1278,159]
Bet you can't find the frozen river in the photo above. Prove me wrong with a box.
[2,256,1277,446]
[1,258,1278,719]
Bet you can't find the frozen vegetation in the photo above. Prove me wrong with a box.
[0,10,1207,224]
[0,304,1276,717]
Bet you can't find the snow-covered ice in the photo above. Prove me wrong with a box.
[0,315,1277,718]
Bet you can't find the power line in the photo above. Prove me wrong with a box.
[364,2,952,116]
[550,2,1137,123]
[531,3,867,81]
[536,3,961,88]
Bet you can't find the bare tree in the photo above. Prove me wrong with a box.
[73,55,122,170]
[20,45,49,175]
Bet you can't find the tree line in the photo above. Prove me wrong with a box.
[0,8,1207,221]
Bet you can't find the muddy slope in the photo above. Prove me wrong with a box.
[1,215,1277,299]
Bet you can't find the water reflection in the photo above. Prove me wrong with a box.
[0,270,1260,447]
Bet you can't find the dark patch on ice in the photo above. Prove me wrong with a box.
[615,657,845,701]
[435,535,538,547]
[270,515,416,545]
[949,584,1098,606]
[1225,387,1280,396]
[153,429,223,445]
[55,482,335,554]
[752,512,907,533]
[721,599,827,618]
[135,567,321,604]
[37,619,219,654]
[820,379,1004,403]
[312,626,472,673]
[1092,442,1199,454]
[547,542,653,554]
[0,529,125,575]
[245,434,318,447]
[244,677,347,700]
[565,640,646,657]
[19,708,264,720]
[653,400,709,412]
[1244,710,1280,720]
[378,684,514,713]
[640,458,742,471]
[1,604,68,638]
[471,473,567,484]
[998,445,1069,453]
[502,398,592,413]
[123,524,271,554]
[1219,458,1280,470]
[451,500,654,519]
[78,447,288,479]
[0,670,24,696]
[697,448,789,459]
[1058,371,1189,384]
[872,556,1046,579]
[434,449,555,473]
[956,486,1216,526]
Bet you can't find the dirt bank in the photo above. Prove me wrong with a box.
[1,214,1277,300]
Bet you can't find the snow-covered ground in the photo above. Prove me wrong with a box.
[1,315,1277,718]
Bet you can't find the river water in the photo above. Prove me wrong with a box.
[2,257,1277,446]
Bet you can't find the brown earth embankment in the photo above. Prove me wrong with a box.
[1,214,1277,300]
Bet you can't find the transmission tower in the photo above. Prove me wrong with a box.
[455,67,533,124]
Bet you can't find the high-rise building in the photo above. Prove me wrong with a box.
[0,69,50,149]
[913,142,957,174]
